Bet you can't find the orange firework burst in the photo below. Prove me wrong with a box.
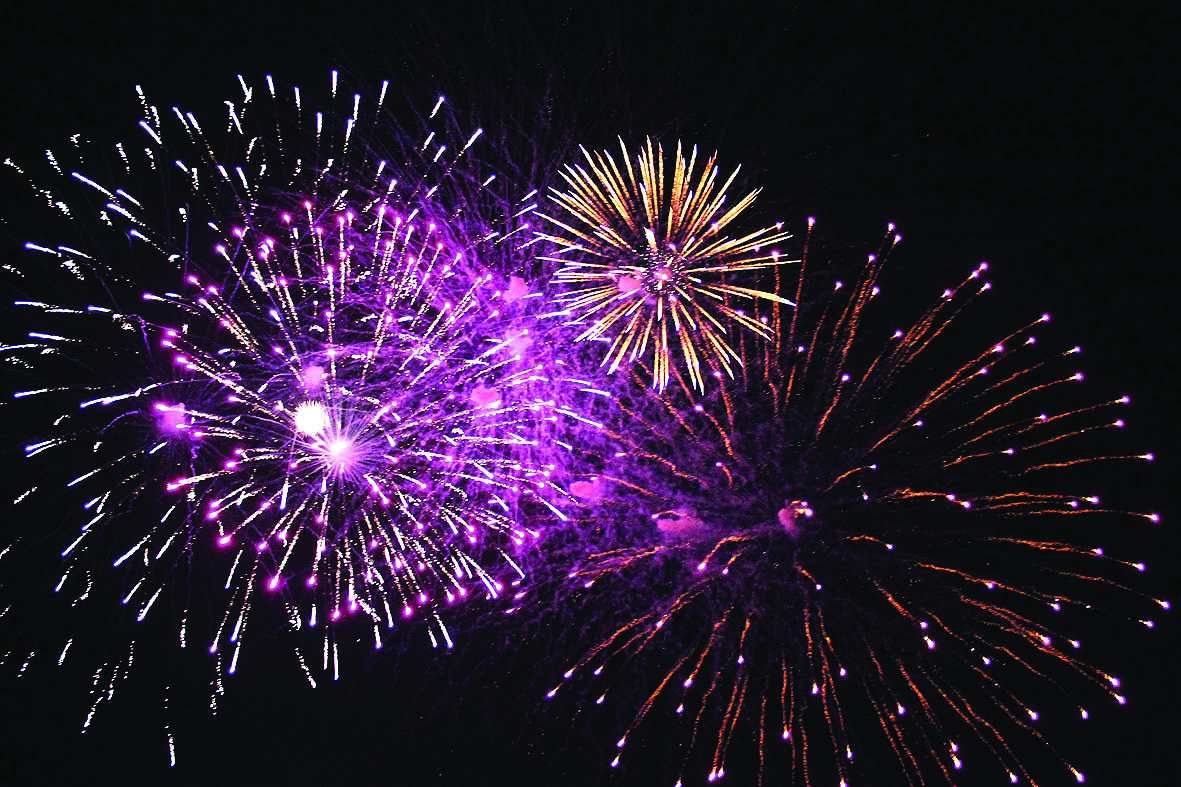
[540,138,794,392]
[541,223,1165,787]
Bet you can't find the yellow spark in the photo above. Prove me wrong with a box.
[541,138,795,391]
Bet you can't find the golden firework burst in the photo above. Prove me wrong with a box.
[540,138,794,391]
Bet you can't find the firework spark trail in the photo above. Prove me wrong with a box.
[1,73,576,726]
[538,138,794,393]
[541,220,1165,786]
[0,70,1169,784]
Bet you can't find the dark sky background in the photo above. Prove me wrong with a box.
[1,1,1177,785]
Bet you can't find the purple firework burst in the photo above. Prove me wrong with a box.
[2,74,570,729]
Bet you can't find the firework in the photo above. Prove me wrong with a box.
[1,73,568,724]
[542,221,1165,786]
[539,138,793,393]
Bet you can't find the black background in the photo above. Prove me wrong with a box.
[1,1,1177,784]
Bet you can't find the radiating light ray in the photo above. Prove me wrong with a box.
[539,138,794,392]
[2,74,569,740]
[542,221,1165,786]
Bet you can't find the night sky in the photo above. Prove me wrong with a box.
[1,1,1177,784]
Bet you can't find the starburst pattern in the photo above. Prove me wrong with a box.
[544,221,1165,786]
[2,74,567,720]
[0,67,1166,785]
[540,138,793,392]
